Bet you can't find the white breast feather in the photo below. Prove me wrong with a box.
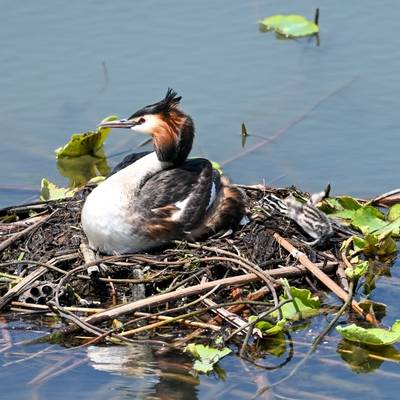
[81,152,171,254]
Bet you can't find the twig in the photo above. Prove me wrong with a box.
[121,301,270,337]
[273,233,377,325]
[0,260,67,275]
[202,297,248,331]
[11,301,105,314]
[46,262,337,340]
[335,262,349,292]
[174,241,282,318]
[313,280,354,347]
[231,298,293,342]
[0,211,55,253]
[171,286,273,350]
[367,188,400,207]
[133,311,221,331]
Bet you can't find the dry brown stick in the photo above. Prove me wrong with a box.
[44,261,336,342]
[168,264,334,350]
[0,260,67,275]
[0,215,45,231]
[122,301,264,337]
[0,211,55,253]
[133,311,221,331]
[83,262,337,329]
[234,183,271,191]
[336,262,349,292]
[273,233,376,325]
[174,241,281,317]
[173,241,278,284]
[367,188,400,206]
[202,297,248,331]
[11,301,105,314]
[123,284,221,329]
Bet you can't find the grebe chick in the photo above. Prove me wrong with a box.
[262,185,333,246]
[81,89,245,254]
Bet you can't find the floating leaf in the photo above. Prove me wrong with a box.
[337,196,363,211]
[40,178,76,201]
[337,320,400,346]
[273,279,321,320]
[249,317,286,337]
[363,233,397,258]
[259,14,319,38]
[342,234,397,262]
[185,344,231,374]
[345,261,369,280]
[321,196,361,219]
[55,115,118,158]
[351,207,387,234]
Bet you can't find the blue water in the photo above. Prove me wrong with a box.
[1,1,400,398]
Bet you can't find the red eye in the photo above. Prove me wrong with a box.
[139,117,146,124]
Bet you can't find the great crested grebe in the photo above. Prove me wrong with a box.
[81,89,245,254]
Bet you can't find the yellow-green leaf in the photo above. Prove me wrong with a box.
[337,320,400,346]
[40,178,76,201]
[249,316,286,337]
[259,14,319,38]
[55,115,118,158]
[185,344,231,374]
[273,279,321,320]
[57,155,110,188]
[345,261,369,280]
[387,204,400,222]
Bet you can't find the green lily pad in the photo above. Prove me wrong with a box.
[259,14,319,38]
[185,344,231,374]
[345,260,369,280]
[55,115,118,158]
[322,196,362,219]
[273,279,321,320]
[337,196,363,211]
[342,233,397,261]
[351,207,387,234]
[249,317,286,336]
[40,178,76,201]
[337,320,400,346]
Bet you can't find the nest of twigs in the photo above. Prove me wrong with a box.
[0,184,354,350]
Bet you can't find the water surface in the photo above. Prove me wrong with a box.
[1,1,400,399]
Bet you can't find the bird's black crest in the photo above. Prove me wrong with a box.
[129,88,182,119]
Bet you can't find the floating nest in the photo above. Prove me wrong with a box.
[0,184,357,350]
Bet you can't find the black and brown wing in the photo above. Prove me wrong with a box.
[132,158,245,241]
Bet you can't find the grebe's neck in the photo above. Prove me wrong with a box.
[153,113,194,165]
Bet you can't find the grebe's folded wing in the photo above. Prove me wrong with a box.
[138,158,219,229]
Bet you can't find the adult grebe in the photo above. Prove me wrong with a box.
[81,89,245,254]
